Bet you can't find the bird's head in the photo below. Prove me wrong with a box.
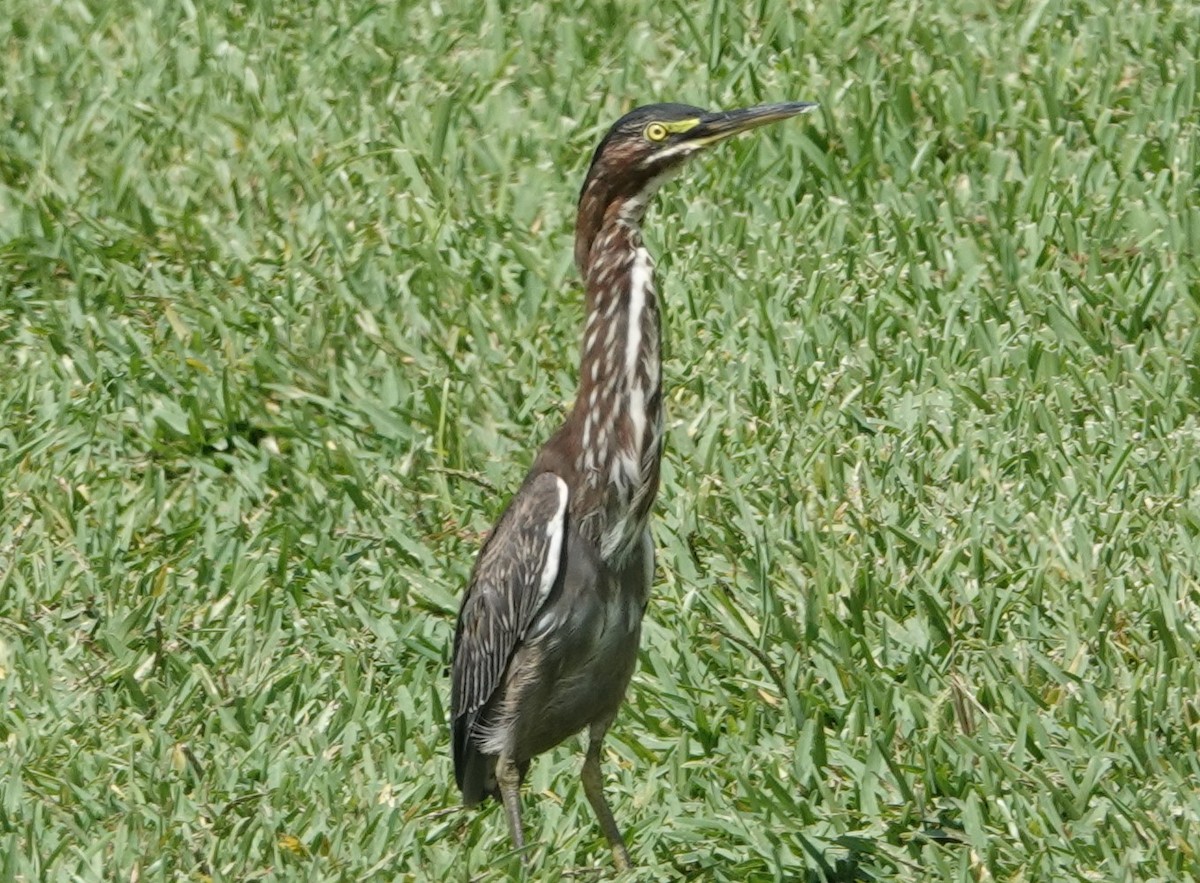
[575,101,816,273]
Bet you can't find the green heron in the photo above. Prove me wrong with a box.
[451,100,815,869]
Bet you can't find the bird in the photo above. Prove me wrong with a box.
[451,100,816,869]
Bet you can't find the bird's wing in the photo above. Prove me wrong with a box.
[451,471,569,725]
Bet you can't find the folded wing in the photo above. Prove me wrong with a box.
[451,471,569,785]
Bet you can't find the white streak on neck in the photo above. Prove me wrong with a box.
[625,247,653,450]
[626,247,653,378]
[617,167,681,224]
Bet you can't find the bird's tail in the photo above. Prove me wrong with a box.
[454,717,532,806]
[453,713,496,806]
[457,744,496,807]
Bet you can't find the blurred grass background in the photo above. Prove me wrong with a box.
[2,0,1199,879]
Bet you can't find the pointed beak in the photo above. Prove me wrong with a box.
[688,101,817,146]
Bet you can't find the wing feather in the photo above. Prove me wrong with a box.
[451,472,569,730]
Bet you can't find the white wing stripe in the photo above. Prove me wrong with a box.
[534,476,569,608]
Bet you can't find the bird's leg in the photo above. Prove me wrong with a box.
[581,723,633,871]
[496,754,528,862]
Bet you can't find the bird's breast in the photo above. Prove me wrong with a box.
[500,529,650,757]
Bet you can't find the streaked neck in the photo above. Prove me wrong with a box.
[570,218,664,562]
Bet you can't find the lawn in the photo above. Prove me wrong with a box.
[2,0,1199,879]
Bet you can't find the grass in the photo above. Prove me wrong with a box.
[1,0,1199,879]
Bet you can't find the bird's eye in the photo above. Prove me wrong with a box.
[644,123,668,142]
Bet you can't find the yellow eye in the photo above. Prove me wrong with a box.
[644,123,668,142]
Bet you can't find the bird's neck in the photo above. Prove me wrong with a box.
[567,218,664,563]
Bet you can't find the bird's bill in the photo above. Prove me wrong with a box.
[688,101,817,146]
